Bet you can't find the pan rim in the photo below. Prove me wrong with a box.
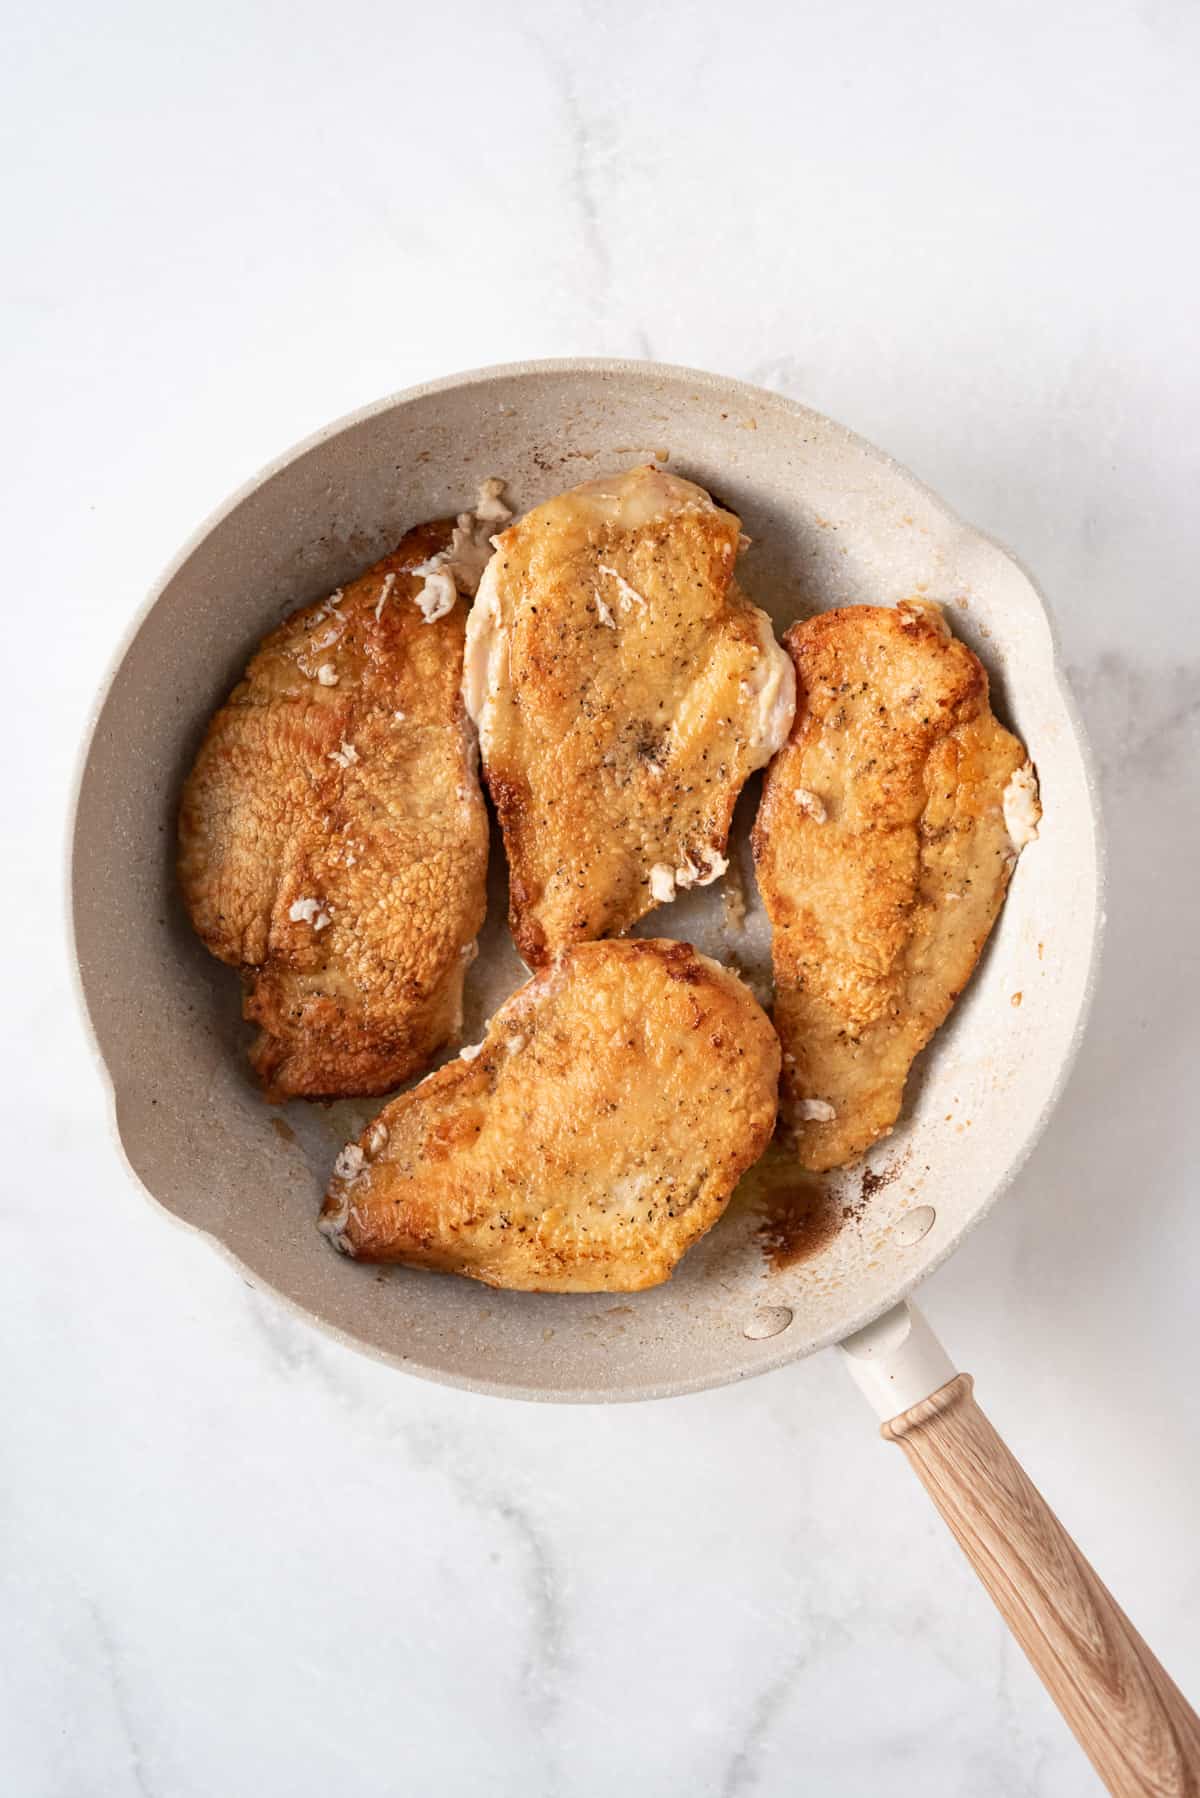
[67,357,1107,1403]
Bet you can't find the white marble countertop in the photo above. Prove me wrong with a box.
[6,2,1200,1792]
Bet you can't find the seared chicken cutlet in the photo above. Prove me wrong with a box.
[178,516,493,1101]
[753,602,1039,1171]
[463,466,794,965]
[319,939,780,1291]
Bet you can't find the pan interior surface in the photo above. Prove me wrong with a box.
[72,362,1100,1401]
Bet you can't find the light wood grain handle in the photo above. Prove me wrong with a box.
[883,1374,1200,1797]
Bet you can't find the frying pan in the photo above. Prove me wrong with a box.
[70,360,1199,1792]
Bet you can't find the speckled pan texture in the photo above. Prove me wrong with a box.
[71,360,1102,1402]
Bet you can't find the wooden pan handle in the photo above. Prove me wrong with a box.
[884,1374,1200,1796]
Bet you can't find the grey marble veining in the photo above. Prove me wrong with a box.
[5,1,1200,1793]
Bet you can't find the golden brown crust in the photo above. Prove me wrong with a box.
[178,521,489,1101]
[470,467,793,965]
[752,603,1032,1171]
[319,939,780,1292]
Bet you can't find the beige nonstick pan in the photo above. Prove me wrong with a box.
[71,361,1199,1793]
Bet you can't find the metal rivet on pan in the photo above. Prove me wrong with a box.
[743,1306,793,1340]
[893,1205,936,1246]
